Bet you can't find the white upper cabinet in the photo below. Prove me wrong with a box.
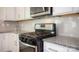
[0,7,79,21]
[15,7,25,20]
[2,7,32,21]
[6,7,16,21]
[0,7,6,21]
[53,7,79,16]
[15,7,32,21]
[72,7,79,13]
[53,7,73,16]
[24,7,32,19]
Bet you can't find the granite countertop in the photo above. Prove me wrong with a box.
[43,36,79,50]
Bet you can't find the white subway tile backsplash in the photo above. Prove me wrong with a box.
[0,21,17,33]
[77,17,79,19]
[18,15,79,38]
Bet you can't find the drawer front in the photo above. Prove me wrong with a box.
[44,47,58,52]
[44,41,79,52]
[44,42,68,52]
[68,48,79,52]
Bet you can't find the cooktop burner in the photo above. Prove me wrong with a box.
[19,31,54,45]
[19,23,56,52]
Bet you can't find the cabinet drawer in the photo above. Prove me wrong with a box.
[44,47,58,52]
[44,42,68,52]
[68,48,79,52]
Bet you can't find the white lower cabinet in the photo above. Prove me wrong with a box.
[44,41,68,52]
[44,41,79,52]
[68,48,79,52]
[0,34,4,52]
[0,33,19,52]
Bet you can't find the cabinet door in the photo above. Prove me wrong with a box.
[53,7,63,15]
[5,33,19,52]
[16,7,25,20]
[0,7,6,21]
[72,7,79,13]
[2,34,9,52]
[6,7,16,21]
[24,7,31,19]
[0,33,9,52]
[0,34,4,52]
[44,42,58,52]
[44,41,68,52]
[53,7,72,16]
[2,33,19,52]
[68,48,79,52]
[44,46,58,52]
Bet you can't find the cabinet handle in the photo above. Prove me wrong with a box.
[47,48,58,52]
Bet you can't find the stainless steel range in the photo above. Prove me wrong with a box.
[19,23,56,52]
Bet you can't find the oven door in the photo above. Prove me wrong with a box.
[19,40,37,52]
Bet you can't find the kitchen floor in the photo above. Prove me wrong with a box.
[20,47,35,52]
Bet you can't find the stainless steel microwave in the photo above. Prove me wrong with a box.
[30,7,52,17]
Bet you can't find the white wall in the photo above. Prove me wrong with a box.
[18,15,79,38]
